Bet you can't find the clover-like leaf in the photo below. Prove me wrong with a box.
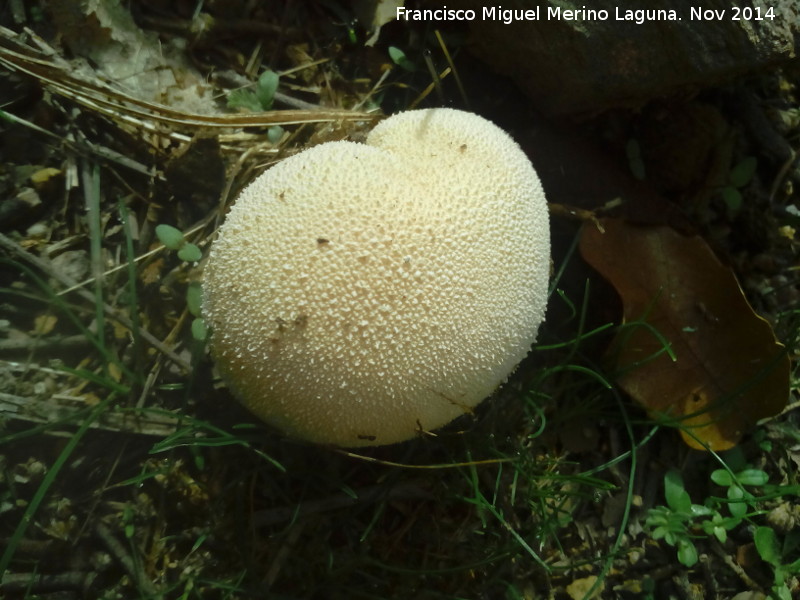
[736,469,769,487]
[178,243,202,263]
[755,526,782,566]
[256,70,280,110]
[721,186,743,214]
[729,156,757,188]
[227,89,263,112]
[156,224,185,250]
[267,125,285,145]
[711,469,734,487]
[625,139,646,181]
[727,485,748,518]
[191,317,208,342]
[388,46,415,72]
[664,470,691,513]
[186,282,203,317]
[677,538,699,567]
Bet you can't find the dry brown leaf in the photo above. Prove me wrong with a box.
[140,257,165,286]
[580,218,789,450]
[32,314,58,335]
[566,575,603,600]
[29,167,63,190]
[112,318,130,340]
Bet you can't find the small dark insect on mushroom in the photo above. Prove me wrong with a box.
[316,238,330,245]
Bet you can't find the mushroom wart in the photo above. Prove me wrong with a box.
[202,108,550,446]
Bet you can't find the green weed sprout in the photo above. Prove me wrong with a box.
[226,70,284,142]
[155,224,206,342]
[755,526,800,600]
[710,465,769,520]
[156,223,202,263]
[388,46,416,72]
[720,156,757,216]
[646,469,709,567]
[646,454,795,570]
[226,69,279,112]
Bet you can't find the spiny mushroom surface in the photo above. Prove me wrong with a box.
[202,108,550,447]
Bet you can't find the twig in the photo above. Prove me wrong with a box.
[710,539,766,594]
[700,553,721,600]
[0,571,97,594]
[0,26,376,129]
[264,521,306,587]
[435,29,470,109]
[0,334,89,352]
[95,521,160,598]
[0,106,159,178]
[0,390,180,437]
[548,202,612,232]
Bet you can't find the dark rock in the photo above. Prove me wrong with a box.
[454,1,799,116]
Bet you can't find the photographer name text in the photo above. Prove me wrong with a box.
[396,6,776,25]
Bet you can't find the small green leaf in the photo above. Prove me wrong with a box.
[727,485,748,518]
[664,470,691,513]
[755,526,781,566]
[710,469,733,487]
[256,70,280,110]
[677,538,699,567]
[191,446,205,471]
[713,525,726,543]
[689,504,714,517]
[123,504,135,538]
[727,485,744,501]
[721,186,743,214]
[625,140,646,180]
[729,156,757,188]
[785,557,800,573]
[388,46,415,72]
[186,282,203,317]
[776,585,792,600]
[267,125,284,145]
[702,512,729,542]
[227,89,263,112]
[625,139,642,160]
[227,70,280,112]
[729,503,748,519]
[178,243,202,263]
[190,533,208,554]
[630,157,646,181]
[736,469,769,487]
[191,317,208,342]
[156,224,185,250]
[651,525,667,540]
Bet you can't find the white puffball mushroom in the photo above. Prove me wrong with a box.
[202,108,550,447]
